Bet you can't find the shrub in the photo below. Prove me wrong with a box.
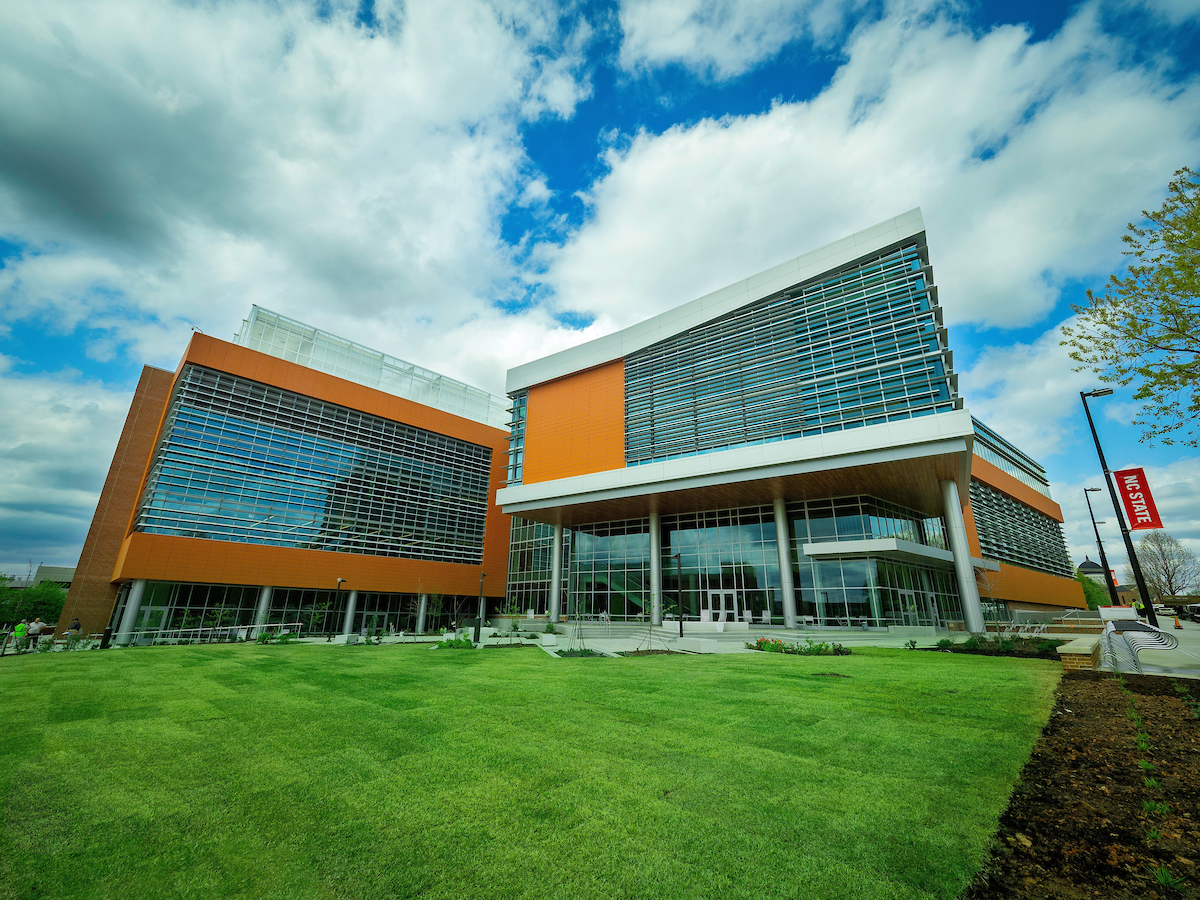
[436,636,475,650]
[545,623,557,634]
[255,632,274,645]
[962,636,981,650]
[904,639,918,650]
[936,638,954,650]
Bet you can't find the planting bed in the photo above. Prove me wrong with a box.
[965,671,1200,899]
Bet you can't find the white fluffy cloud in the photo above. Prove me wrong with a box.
[958,324,1095,461]
[0,0,591,376]
[547,2,1200,336]
[618,0,869,78]
[0,359,130,572]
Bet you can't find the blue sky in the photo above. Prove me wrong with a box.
[1,0,1198,577]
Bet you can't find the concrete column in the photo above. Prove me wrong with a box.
[253,585,273,635]
[548,522,563,623]
[416,593,428,634]
[649,511,663,625]
[116,579,147,646]
[773,498,798,629]
[940,479,986,634]
[341,590,358,635]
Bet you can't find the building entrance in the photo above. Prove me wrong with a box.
[358,612,387,636]
[702,590,738,622]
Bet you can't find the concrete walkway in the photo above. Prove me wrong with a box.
[1117,616,1200,680]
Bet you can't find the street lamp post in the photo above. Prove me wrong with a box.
[476,572,486,643]
[1083,488,1121,607]
[1080,389,1158,627]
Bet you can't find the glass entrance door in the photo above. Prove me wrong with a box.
[358,612,386,636]
[899,590,920,626]
[703,590,738,622]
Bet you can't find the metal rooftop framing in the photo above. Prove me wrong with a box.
[234,306,509,430]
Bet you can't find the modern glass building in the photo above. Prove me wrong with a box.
[62,209,1083,644]
[61,318,512,644]
[497,209,1083,629]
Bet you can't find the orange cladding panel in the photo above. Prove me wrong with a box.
[982,562,1087,610]
[114,532,509,598]
[522,360,625,484]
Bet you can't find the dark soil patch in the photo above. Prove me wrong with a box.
[964,671,1200,900]
[556,648,605,658]
[619,649,683,656]
[811,672,850,678]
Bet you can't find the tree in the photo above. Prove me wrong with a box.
[1074,571,1108,610]
[0,576,67,625]
[1061,166,1200,444]
[1124,531,1200,600]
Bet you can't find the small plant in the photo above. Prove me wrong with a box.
[1142,799,1170,816]
[1144,776,1161,789]
[1144,827,1163,841]
[962,636,981,650]
[435,636,475,650]
[1145,864,1188,892]
[1136,732,1152,752]
[936,638,954,650]
[997,639,1013,652]
[830,643,851,656]
[255,632,274,644]
[545,623,557,634]
[1137,759,1155,771]
[904,639,918,650]
[276,631,294,645]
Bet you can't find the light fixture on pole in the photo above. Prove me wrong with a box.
[1080,389,1158,627]
[1083,488,1120,607]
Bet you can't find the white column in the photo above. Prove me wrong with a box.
[649,511,663,625]
[773,498,797,628]
[341,590,358,635]
[548,522,563,623]
[416,593,428,633]
[116,579,147,646]
[941,479,986,634]
[253,585,273,635]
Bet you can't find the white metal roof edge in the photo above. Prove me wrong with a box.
[506,208,926,394]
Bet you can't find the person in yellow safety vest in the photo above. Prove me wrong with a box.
[14,619,28,651]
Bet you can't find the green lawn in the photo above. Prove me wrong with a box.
[0,644,1058,900]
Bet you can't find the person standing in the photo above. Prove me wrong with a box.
[13,619,28,652]
[26,618,45,651]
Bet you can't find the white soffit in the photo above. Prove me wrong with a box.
[506,208,926,394]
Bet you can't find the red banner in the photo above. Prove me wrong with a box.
[1113,467,1163,530]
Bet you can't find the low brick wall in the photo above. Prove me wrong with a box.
[1056,636,1101,672]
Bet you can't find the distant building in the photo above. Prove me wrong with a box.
[33,565,75,590]
[1076,558,1111,587]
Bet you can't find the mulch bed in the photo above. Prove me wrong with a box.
[964,671,1200,899]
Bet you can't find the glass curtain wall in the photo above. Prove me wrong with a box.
[520,496,964,627]
[107,581,481,642]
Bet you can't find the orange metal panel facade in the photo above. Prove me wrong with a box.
[522,359,626,484]
[965,455,1084,610]
[981,562,1087,611]
[101,334,509,603]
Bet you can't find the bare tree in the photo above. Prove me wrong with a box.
[1125,531,1200,600]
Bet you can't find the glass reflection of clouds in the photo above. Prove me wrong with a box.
[135,365,492,564]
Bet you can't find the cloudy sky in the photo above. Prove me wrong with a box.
[1,0,1198,579]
